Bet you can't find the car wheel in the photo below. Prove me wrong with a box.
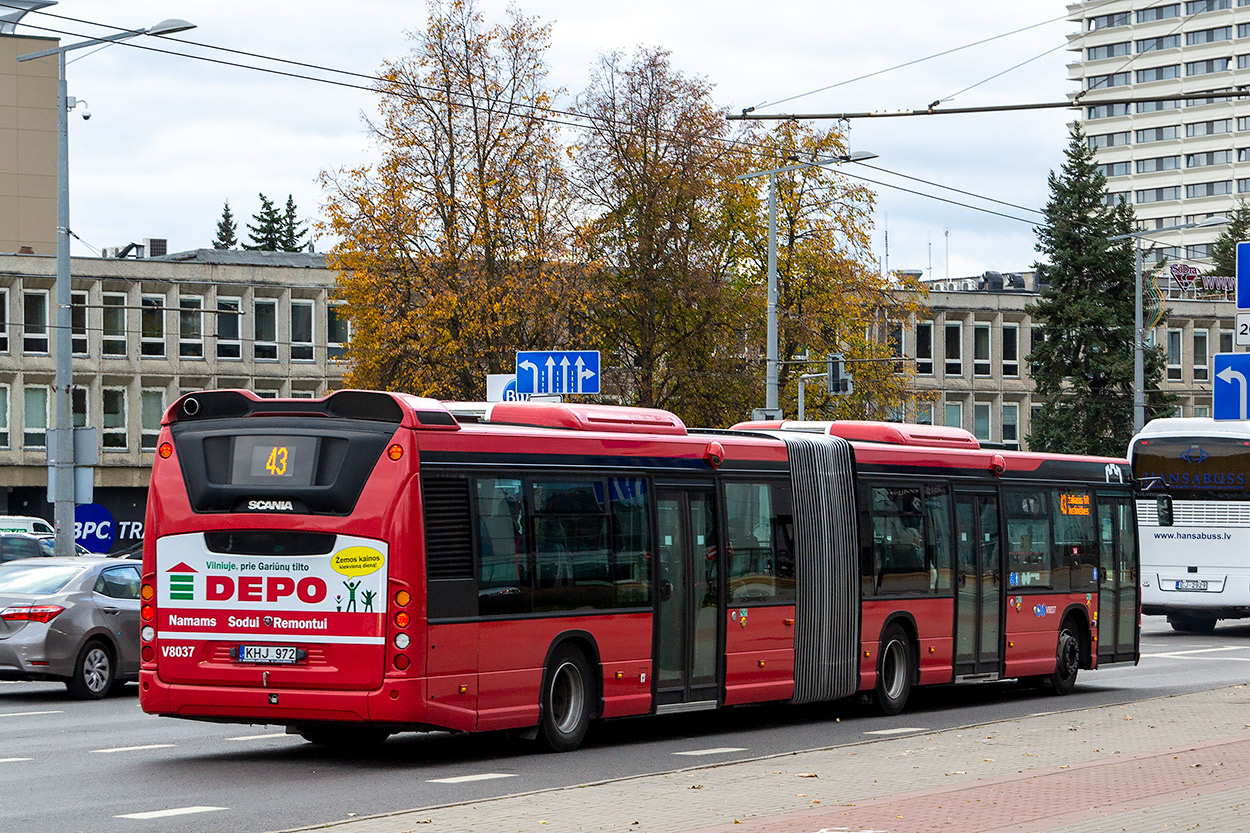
[874,623,914,716]
[66,640,115,700]
[536,644,593,752]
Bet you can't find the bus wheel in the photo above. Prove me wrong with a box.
[298,726,390,747]
[1167,613,1217,634]
[537,645,592,752]
[874,624,913,716]
[66,640,114,700]
[1044,623,1081,696]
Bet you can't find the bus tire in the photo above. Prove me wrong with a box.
[874,624,913,716]
[66,639,115,700]
[1044,622,1081,696]
[1167,613,1217,634]
[537,644,592,752]
[298,725,390,747]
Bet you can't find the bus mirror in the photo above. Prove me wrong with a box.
[1156,495,1173,527]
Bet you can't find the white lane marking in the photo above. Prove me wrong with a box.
[672,747,749,756]
[428,773,518,784]
[92,744,176,754]
[0,757,32,763]
[116,806,227,820]
[227,732,288,741]
[864,727,928,735]
[1142,646,1247,657]
[0,710,63,718]
[1147,654,1250,662]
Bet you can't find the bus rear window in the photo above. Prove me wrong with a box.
[1132,438,1250,499]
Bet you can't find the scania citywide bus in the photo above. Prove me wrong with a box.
[139,390,1139,751]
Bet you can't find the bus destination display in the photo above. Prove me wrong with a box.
[231,436,317,486]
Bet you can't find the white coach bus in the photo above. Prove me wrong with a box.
[1129,418,1250,633]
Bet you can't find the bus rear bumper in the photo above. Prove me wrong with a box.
[139,671,431,727]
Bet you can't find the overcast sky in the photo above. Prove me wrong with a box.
[15,0,1078,277]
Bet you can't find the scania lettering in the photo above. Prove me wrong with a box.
[140,390,1139,752]
[247,500,294,511]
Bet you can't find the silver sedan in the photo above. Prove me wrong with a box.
[0,557,141,699]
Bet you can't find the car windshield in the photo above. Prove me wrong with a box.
[0,563,84,594]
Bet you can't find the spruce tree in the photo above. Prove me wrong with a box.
[1026,124,1174,456]
[280,194,309,252]
[244,193,284,251]
[212,200,238,249]
[1209,199,1250,278]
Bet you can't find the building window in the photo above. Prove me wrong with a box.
[141,389,164,451]
[1087,72,1130,91]
[1187,120,1232,138]
[1242,23,1250,38]
[254,299,277,361]
[23,291,48,354]
[0,289,6,353]
[973,323,991,377]
[1240,179,1250,194]
[1137,126,1180,144]
[102,388,127,450]
[1187,243,1213,259]
[1137,186,1182,203]
[1221,330,1234,353]
[1194,330,1210,382]
[1137,98,1180,113]
[1186,58,1232,76]
[327,303,349,360]
[1088,103,1130,120]
[1088,42,1130,60]
[916,321,933,375]
[1002,324,1019,378]
[973,402,991,441]
[1003,403,1020,451]
[1103,192,1129,207]
[944,401,962,429]
[179,296,203,358]
[1096,161,1131,178]
[23,386,47,448]
[1030,327,1046,376]
[1136,65,1180,83]
[1088,132,1130,149]
[102,293,126,357]
[141,295,165,357]
[1240,55,1250,70]
[944,322,962,377]
[1186,0,1231,12]
[1187,26,1232,45]
[1138,4,1180,22]
[291,300,313,362]
[216,297,241,360]
[71,291,88,356]
[290,389,318,399]
[72,387,87,428]
[1167,329,1183,381]
[915,403,933,425]
[0,385,8,447]
[1186,181,1233,199]
[1187,150,1233,168]
[1137,35,1181,52]
[1137,156,1181,173]
[1089,11,1130,29]
[1194,405,1211,418]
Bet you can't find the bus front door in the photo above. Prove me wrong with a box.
[655,486,721,711]
[954,493,1002,678]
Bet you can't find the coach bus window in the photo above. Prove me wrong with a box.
[609,477,651,607]
[1054,489,1096,592]
[923,484,954,593]
[870,486,931,595]
[724,481,795,603]
[1004,489,1051,588]
[476,478,530,616]
[531,480,611,612]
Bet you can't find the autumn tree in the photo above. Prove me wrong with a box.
[572,46,759,425]
[741,120,926,421]
[322,0,584,397]
[212,200,237,249]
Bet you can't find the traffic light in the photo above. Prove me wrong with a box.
[827,353,853,395]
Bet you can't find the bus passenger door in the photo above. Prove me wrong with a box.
[655,487,721,710]
[1097,494,1140,664]
[954,493,1002,678]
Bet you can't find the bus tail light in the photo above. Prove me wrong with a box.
[141,583,155,600]
[158,442,173,459]
[395,611,410,628]
[393,654,410,671]
[394,633,410,650]
[141,626,155,642]
[141,604,155,621]
[395,589,411,606]
[141,646,154,662]
[387,443,404,461]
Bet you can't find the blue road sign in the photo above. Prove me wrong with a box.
[1238,241,1250,310]
[1214,353,1250,421]
[516,350,601,395]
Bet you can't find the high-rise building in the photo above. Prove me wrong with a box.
[1068,1,1250,269]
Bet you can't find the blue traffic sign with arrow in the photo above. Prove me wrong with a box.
[516,350,601,395]
[1238,241,1250,310]
[1214,353,1250,421]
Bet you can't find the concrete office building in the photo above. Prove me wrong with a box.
[1068,0,1250,264]
[0,249,349,550]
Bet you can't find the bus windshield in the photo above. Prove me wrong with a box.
[1132,436,1250,500]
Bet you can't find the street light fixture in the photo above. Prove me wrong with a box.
[1109,215,1229,434]
[738,150,878,416]
[18,18,196,556]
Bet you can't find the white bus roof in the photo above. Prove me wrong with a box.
[1134,417,1250,440]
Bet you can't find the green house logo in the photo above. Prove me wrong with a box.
[167,562,197,601]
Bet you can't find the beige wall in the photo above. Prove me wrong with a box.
[0,34,57,256]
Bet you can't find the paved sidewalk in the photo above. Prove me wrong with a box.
[280,685,1250,833]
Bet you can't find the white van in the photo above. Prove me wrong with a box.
[0,515,54,535]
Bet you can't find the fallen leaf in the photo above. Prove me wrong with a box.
[797,773,819,778]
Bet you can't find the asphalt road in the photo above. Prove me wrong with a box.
[4,615,1249,833]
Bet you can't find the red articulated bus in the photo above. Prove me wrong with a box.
[138,391,1139,751]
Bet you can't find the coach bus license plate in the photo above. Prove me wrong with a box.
[238,645,297,664]
[1175,580,1209,591]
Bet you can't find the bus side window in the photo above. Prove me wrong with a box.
[1004,488,1052,589]
[476,478,530,616]
[725,481,794,603]
[923,484,953,593]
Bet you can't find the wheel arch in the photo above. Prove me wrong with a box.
[877,612,920,678]
[542,630,603,719]
[1059,604,1093,670]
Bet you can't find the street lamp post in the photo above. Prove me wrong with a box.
[18,18,195,556]
[1110,215,1229,434]
[738,151,878,416]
